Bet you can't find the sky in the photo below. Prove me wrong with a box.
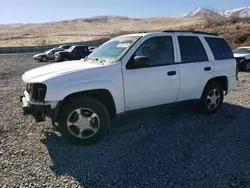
[0,0,249,24]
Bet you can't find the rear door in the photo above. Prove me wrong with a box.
[204,37,237,91]
[176,35,214,101]
[204,37,236,77]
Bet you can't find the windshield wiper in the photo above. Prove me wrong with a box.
[84,57,105,64]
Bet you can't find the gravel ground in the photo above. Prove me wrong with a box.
[1,53,250,188]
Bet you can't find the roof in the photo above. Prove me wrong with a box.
[162,30,218,36]
[72,45,88,47]
[118,33,148,37]
[120,30,218,38]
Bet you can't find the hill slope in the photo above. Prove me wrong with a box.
[0,17,202,47]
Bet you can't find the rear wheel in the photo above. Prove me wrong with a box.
[200,82,224,114]
[58,97,110,145]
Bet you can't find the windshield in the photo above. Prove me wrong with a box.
[45,49,53,54]
[67,46,75,52]
[88,35,141,62]
[233,48,250,54]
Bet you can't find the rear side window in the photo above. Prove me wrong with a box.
[205,37,234,60]
[178,36,208,63]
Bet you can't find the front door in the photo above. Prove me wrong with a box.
[71,47,80,60]
[122,35,180,111]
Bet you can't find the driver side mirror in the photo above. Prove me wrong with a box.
[133,56,149,68]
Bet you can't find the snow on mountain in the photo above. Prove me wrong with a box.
[184,6,250,19]
[239,7,250,18]
[219,7,246,17]
[183,7,224,19]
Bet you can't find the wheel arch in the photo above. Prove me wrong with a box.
[58,89,117,118]
[203,76,228,95]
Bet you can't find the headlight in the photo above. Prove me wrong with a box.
[26,83,47,101]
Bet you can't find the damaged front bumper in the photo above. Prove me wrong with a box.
[20,91,59,123]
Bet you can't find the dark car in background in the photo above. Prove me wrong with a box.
[55,45,91,62]
[33,47,65,62]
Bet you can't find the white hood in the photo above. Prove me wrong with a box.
[233,53,248,58]
[22,60,103,83]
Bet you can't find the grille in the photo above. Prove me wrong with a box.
[26,83,47,101]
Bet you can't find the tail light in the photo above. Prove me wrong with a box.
[236,62,239,81]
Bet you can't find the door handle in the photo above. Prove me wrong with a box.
[204,67,211,71]
[167,71,176,76]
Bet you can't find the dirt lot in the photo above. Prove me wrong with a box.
[1,54,250,188]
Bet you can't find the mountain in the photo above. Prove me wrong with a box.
[183,6,250,19]
[183,8,224,19]
[220,7,250,18]
[240,7,250,17]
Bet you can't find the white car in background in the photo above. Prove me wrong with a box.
[33,48,65,62]
[233,47,250,71]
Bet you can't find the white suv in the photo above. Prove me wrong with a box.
[20,31,237,145]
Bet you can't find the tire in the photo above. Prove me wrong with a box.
[244,60,250,72]
[64,57,69,61]
[57,97,110,145]
[55,55,61,62]
[41,56,47,62]
[200,81,224,114]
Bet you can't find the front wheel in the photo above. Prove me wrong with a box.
[57,97,110,145]
[41,56,47,62]
[55,55,61,62]
[200,82,224,114]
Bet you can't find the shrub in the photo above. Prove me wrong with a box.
[236,25,241,31]
[234,34,248,44]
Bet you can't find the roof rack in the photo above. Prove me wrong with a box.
[162,30,218,36]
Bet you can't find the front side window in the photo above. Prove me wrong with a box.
[178,36,208,63]
[88,35,141,62]
[127,36,175,69]
[205,37,234,60]
[45,49,55,54]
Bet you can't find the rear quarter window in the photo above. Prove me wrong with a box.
[205,37,234,60]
